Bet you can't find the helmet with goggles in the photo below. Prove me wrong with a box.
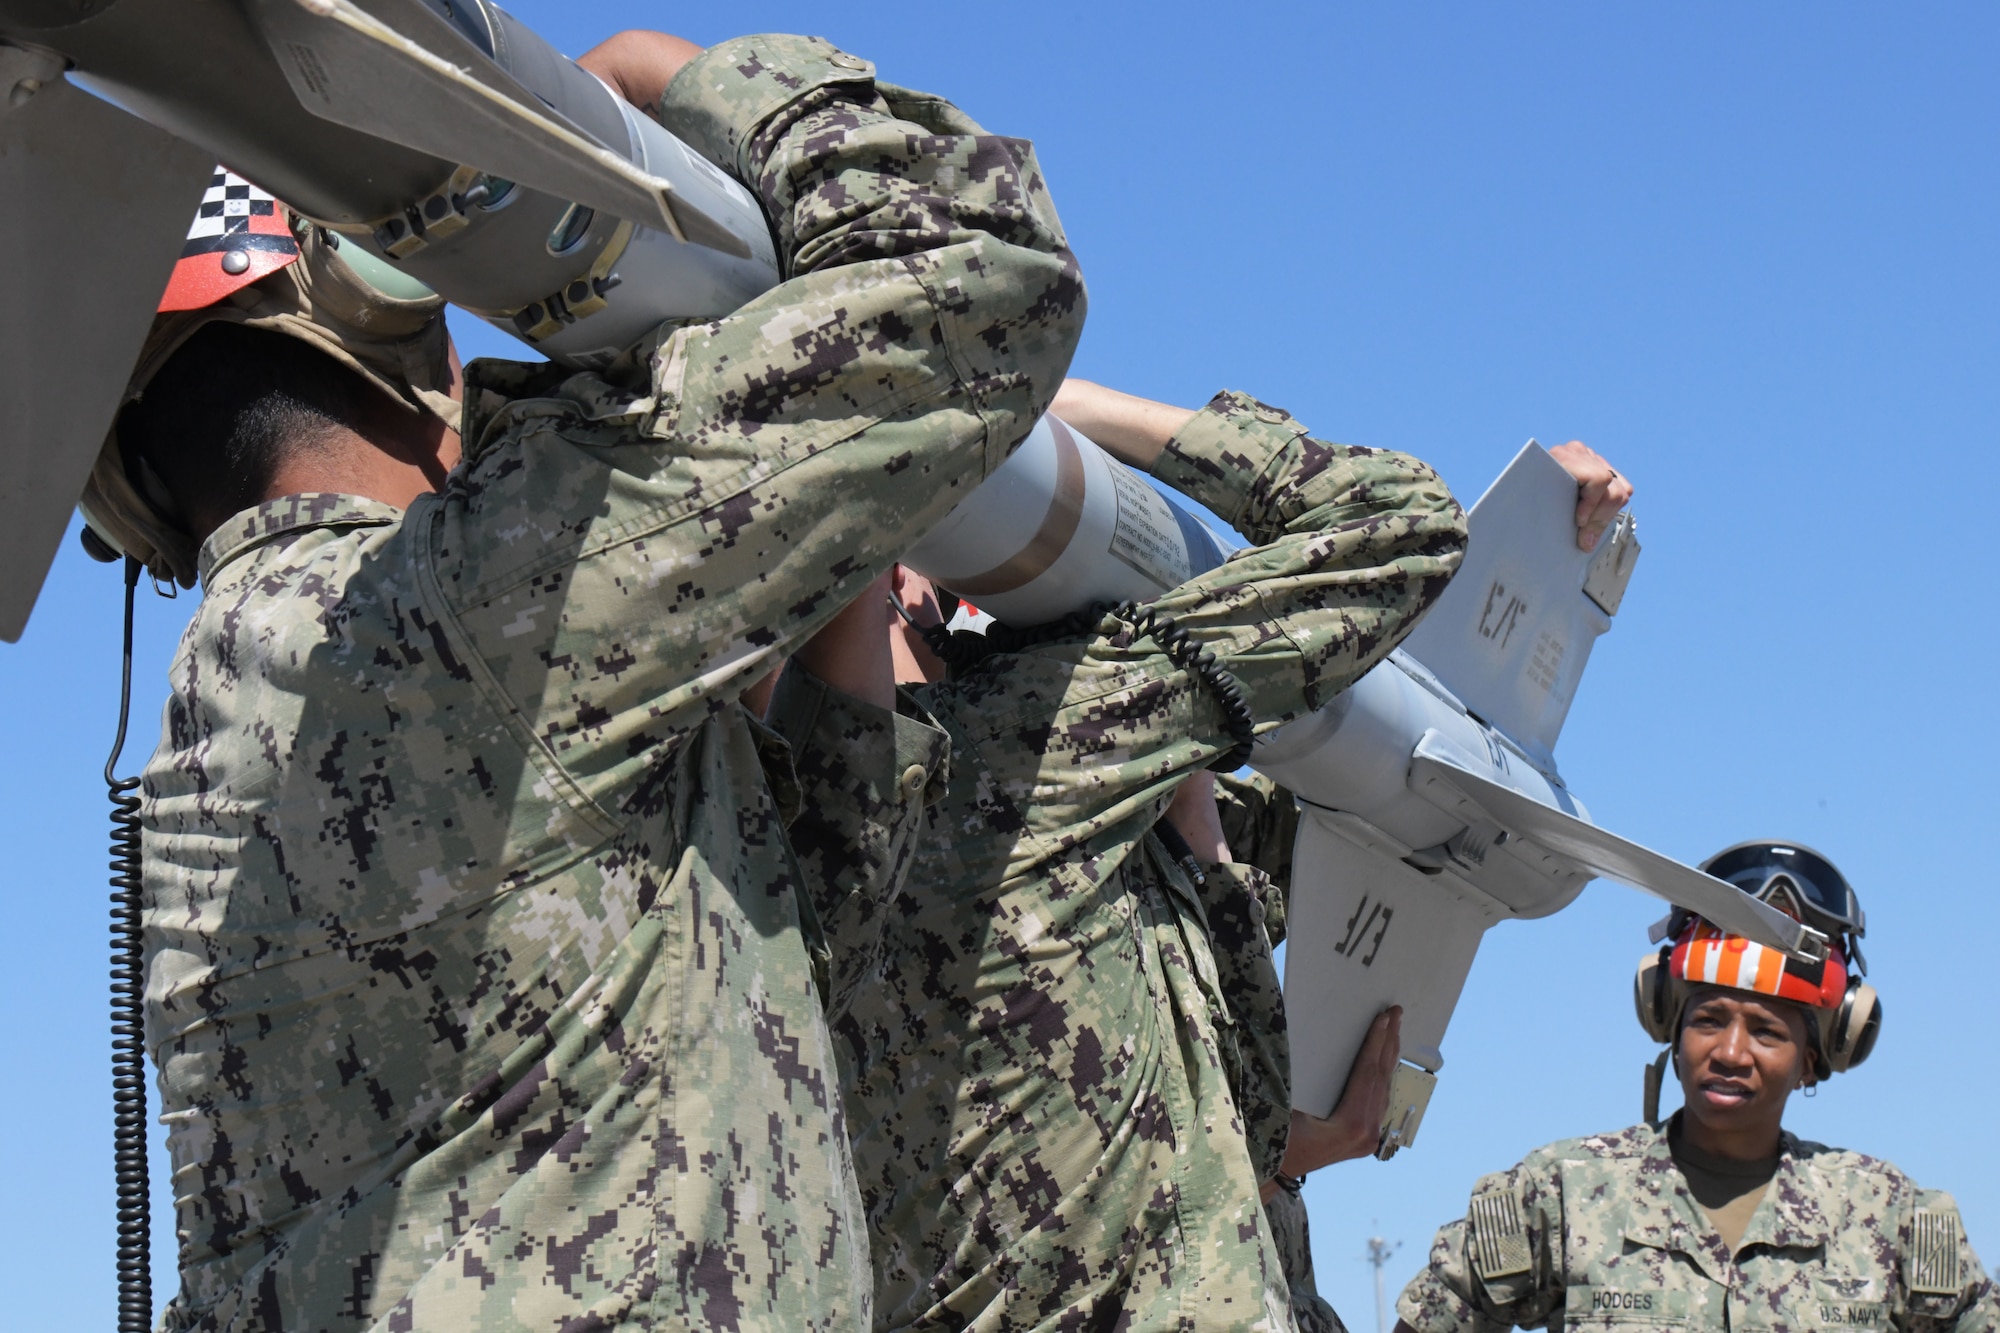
[1634,840,1880,1100]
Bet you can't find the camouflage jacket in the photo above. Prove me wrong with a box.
[1209,770,1349,1332]
[1209,770,1305,1183]
[1398,1118,1999,1333]
[139,34,1081,1333]
[829,392,1466,1331]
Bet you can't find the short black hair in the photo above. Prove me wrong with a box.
[117,322,394,531]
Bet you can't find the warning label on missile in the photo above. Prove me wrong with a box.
[1108,465,1194,589]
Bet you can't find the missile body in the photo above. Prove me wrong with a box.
[1,0,779,364]
[903,431,1819,1156]
[902,415,1231,627]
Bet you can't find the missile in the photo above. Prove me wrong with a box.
[908,429,1825,1157]
[0,0,780,640]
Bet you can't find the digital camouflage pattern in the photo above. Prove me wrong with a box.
[826,392,1466,1331]
[1207,770,1306,1184]
[765,666,952,1022]
[1398,1117,1999,1333]
[1265,1186,1348,1333]
[139,33,1082,1332]
[1211,770,1344,1333]
[1189,857,1291,1187]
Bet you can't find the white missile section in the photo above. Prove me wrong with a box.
[902,415,1229,627]
[247,0,750,252]
[1256,442,1825,1149]
[0,46,215,641]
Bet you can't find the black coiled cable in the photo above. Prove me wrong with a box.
[899,597,1257,771]
[105,557,151,1333]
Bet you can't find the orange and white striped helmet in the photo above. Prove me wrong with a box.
[1669,915,1849,1010]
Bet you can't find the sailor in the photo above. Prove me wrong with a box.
[1395,844,1998,1333]
[797,376,1467,1329]
[1162,441,1631,1333]
[81,29,1081,1331]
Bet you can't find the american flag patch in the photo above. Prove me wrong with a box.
[1470,1189,1532,1279]
[1909,1207,1962,1296]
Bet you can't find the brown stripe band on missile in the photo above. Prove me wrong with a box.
[944,417,1088,597]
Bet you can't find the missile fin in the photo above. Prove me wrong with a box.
[1399,440,1638,770]
[0,48,215,640]
[1407,738,1826,961]
[1281,805,1498,1114]
[247,0,748,254]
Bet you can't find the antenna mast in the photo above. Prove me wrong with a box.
[1366,1231,1402,1333]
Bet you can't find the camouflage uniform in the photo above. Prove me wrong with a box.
[1398,1118,1999,1333]
[823,393,1466,1330]
[139,34,1082,1332]
[1211,770,1345,1333]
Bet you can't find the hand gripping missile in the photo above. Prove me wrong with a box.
[0,0,781,640]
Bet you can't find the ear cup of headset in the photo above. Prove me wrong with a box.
[1634,948,1675,1044]
[1821,981,1881,1073]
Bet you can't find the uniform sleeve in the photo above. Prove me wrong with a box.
[1398,1160,1567,1333]
[433,34,1084,817]
[1214,770,1299,942]
[1904,1191,1999,1333]
[766,665,950,1019]
[1137,390,1465,741]
[1192,859,1291,1183]
[937,391,1462,886]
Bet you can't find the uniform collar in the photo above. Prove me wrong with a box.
[198,493,404,584]
[1624,1116,1830,1280]
[1737,1130,1832,1253]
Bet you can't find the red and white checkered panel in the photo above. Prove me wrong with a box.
[158,167,300,312]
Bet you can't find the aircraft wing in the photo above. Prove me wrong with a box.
[1408,733,1827,960]
[0,49,216,640]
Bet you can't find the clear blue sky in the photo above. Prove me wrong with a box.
[5,4,1994,1325]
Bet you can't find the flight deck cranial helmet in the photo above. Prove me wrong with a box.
[1633,841,1881,1086]
[77,167,458,588]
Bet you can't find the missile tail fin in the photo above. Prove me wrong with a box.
[1398,441,1640,769]
[1281,806,1502,1115]
[0,53,215,640]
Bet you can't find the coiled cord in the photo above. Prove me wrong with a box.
[896,597,1257,771]
[105,557,151,1333]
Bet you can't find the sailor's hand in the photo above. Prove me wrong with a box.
[577,31,704,114]
[1279,1006,1402,1176]
[1547,441,1633,552]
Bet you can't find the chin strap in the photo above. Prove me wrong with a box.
[1643,1048,1671,1129]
